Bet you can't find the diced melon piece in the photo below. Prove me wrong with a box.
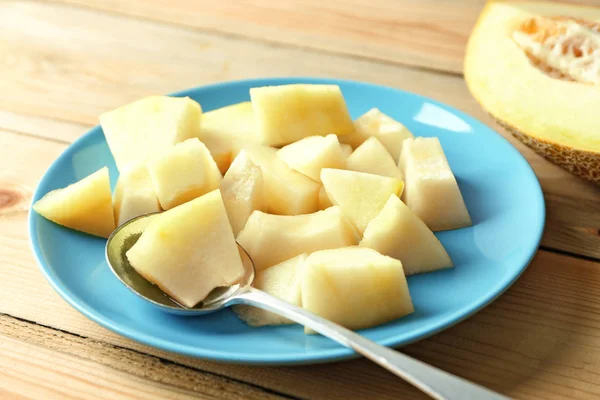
[33,167,115,238]
[399,137,471,231]
[320,168,404,234]
[276,134,345,182]
[341,108,413,161]
[100,96,202,172]
[360,195,452,275]
[220,151,267,236]
[237,207,359,271]
[199,101,260,173]
[233,142,319,215]
[200,135,232,175]
[233,254,306,326]
[302,247,413,332]
[126,190,245,308]
[318,186,333,210]
[346,137,404,180]
[340,143,353,159]
[113,163,161,226]
[147,138,222,210]
[250,84,355,146]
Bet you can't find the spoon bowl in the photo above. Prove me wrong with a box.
[105,212,255,316]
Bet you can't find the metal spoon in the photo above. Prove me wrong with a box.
[106,213,510,400]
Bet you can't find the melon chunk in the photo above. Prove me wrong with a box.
[360,195,452,275]
[233,142,319,215]
[126,190,245,308]
[100,96,202,172]
[113,163,161,226]
[250,84,355,146]
[464,1,600,183]
[340,144,353,159]
[340,108,413,161]
[399,137,471,231]
[318,186,333,210]
[236,207,359,271]
[147,138,222,210]
[302,247,413,332]
[198,101,260,173]
[320,168,404,234]
[233,254,306,326]
[346,137,404,180]
[33,167,115,238]
[220,150,267,236]
[277,134,345,182]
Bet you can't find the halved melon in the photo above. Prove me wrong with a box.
[465,1,600,183]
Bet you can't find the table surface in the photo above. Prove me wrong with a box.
[2,1,600,399]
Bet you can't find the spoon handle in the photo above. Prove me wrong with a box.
[234,287,510,400]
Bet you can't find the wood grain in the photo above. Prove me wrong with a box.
[2,128,600,399]
[1,1,599,259]
[46,0,600,75]
[0,315,285,400]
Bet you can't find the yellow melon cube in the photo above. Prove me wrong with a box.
[320,168,404,235]
[126,190,245,308]
[233,142,319,215]
[199,101,261,173]
[233,254,306,326]
[276,134,345,182]
[147,138,222,210]
[33,167,115,238]
[399,137,471,231]
[318,186,333,210]
[113,163,161,226]
[100,96,202,172]
[302,247,413,332]
[360,195,452,275]
[236,207,359,271]
[346,137,404,180]
[250,84,355,146]
[220,150,267,236]
[341,108,413,161]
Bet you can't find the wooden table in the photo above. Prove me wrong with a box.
[2,1,600,398]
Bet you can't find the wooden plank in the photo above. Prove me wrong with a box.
[0,315,287,400]
[46,0,600,75]
[3,129,600,399]
[1,1,599,258]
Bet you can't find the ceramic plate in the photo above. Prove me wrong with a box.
[29,77,545,365]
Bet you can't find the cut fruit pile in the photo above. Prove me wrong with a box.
[33,83,471,333]
[464,1,600,183]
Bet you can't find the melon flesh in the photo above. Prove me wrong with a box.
[233,254,306,326]
[147,138,222,210]
[113,163,161,226]
[126,190,245,308]
[320,168,404,235]
[100,96,202,172]
[399,137,471,231]
[33,167,115,238]
[340,108,413,161]
[277,134,345,182]
[198,101,260,173]
[220,150,267,236]
[318,186,333,210]
[233,142,319,215]
[236,207,359,271]
[250,84,355,146]
[346,137,404,180]
[302,247,413,332]
[360,195,452,275]
[464,1,600,183]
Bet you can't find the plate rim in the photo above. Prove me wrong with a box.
[28,76,546,365]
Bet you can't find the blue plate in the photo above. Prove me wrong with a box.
[29,77,545,365]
